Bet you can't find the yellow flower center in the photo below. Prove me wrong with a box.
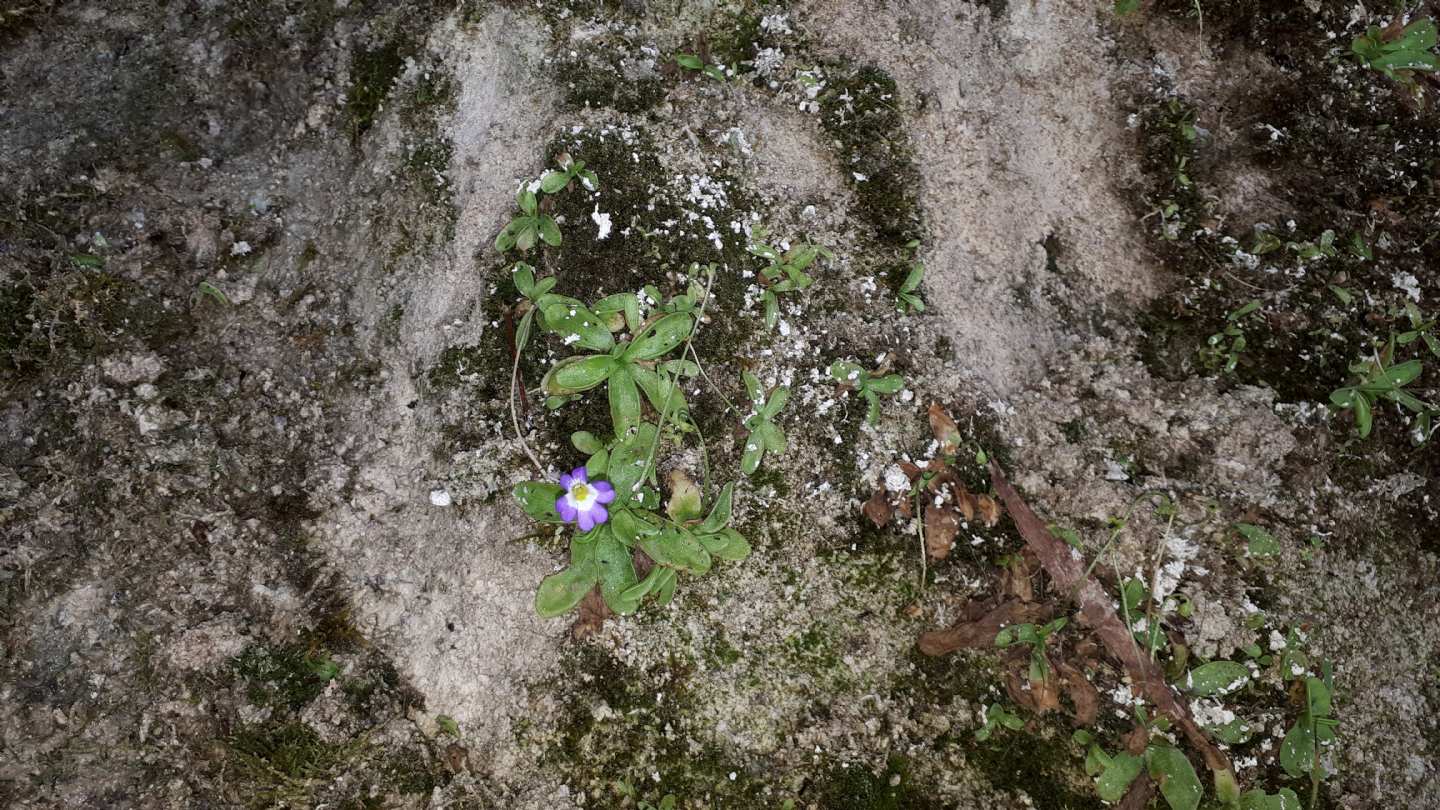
[571,483,591,501]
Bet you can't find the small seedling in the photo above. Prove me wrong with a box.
[974,702,1024,741]
[994,617,1068,683]
[196,281,231,306]
[1280,664,1339,809]
[539,152,599,194]
[675,53,727,82]
[828,360,904,424]
[1352,17,1438,83]
[896,239,925,313]
[1084,710,1203,810]
[1397,302,1440,360]
[748,228,831,330]
[1204,299,1260,373]
[739,371,789,475]
[1287,229,1337,261]
[1328,337,1434,439]
[495,187,561,253]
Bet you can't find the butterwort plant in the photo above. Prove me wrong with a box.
[555,467,615,531]
[509,264,759,619]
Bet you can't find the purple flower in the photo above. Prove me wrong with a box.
[556,467,616,532]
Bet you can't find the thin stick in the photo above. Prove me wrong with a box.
[1144,506,1178,660]
[914,486,927,592]
[641,269,717,483]
[686,342,745,419]
[510,307,545,475]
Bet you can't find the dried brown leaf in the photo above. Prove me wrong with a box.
[1122,722,1150,755]
[863,488,893,527]
[571,586,611,640]
[988,461,1233,777]
[1004,656,1060,715]
[899,461,923,482]
[443,743,469,774]
[917,598,1053,656]
[928,403,962,456]
[926,468,958,492]
[1117,774,1154,810]
[923,503,958,560]
[1056,661,1100,726]
[1000,553,1034,602]
[975,493,1002,527]
[954,487,976,522]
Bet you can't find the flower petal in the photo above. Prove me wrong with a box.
[557,498,577,522]
[559,472,574,490]
[578,510,595,532]
[570,467,588,484]
[593,481,616,504]
[591,504,609,526]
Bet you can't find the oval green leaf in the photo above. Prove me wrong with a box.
[542,354,614,396]
[1185,660,1250,697]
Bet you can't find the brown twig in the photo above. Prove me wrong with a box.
[988,460,1233,778]
[504,308,530,415]
[917,598,1056,657]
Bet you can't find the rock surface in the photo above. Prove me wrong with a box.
[2,1,1436,808]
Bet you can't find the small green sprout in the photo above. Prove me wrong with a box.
[196,281,231,306]
[748,228,831,330]
[1279,665,1339,806]
[1251,228,1284,255]
[739,371,788,475]
[1352,17,1438,83]
[1397,302,1440,360]
[974,702,1024,741]
[828,360,904,424]
[1234,522,1280,558]
[1328,337,1434,439]
[495,187,561,253]
[896,239,925,313]
[539,152,599,194]
[1348,232,1373,260]
[1287,229,1337,261]
[994,617,1068,683]
[1204,299,1260,373]
[675,53,727,82]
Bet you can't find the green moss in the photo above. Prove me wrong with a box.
[0,281,36,369]
[705,633,743,667]
[297,242,320,271]
[536,645,771,803]
[427,344,491,391]
[230,721,338,779]
[0,270,191,380]
[558,55,666,113]
[811,755,943,809]
[963,728,1101,808]
[347,42,407,140]
[231,644,341,711]
[159,130,203,162]
[820,65,923,246]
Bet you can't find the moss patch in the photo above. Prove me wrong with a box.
[809,755,944,809]
[821,64,923,246]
